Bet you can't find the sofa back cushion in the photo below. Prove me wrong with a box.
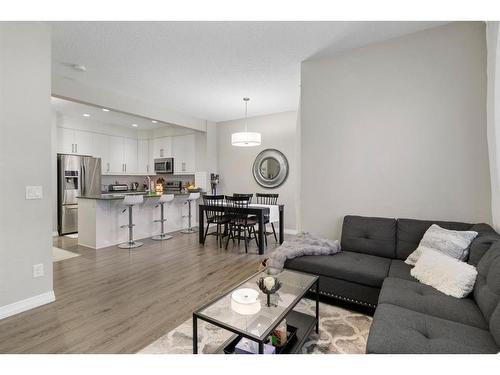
[467,223,500,266]
[490,301,500,347]
[341,216,396,258]
[395,218,472,260]
[473,241,500,323]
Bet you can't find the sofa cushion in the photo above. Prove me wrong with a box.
[396,218,472,260]
[388,260,415,281]
[341,216,396,258]
[379,277,488,329]
[366,303,499,354]
[474,241,500,322]
[468,232,500,267]
[284,251,390,287]
[490,302,500,347]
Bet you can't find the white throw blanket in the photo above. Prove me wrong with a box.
[267,232,341,269]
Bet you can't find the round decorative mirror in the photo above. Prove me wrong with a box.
[252,149,289,188]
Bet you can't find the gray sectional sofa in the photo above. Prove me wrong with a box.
[284,215,500,354]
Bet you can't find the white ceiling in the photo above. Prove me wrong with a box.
[50,21,448,122]
[51,96,192,133]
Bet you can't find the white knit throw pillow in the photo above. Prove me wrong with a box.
[411,249,478,298]
[405,224,478,266]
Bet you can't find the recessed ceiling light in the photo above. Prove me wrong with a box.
[132,124,138,127]
[151,120,157,124]
[83,113,91,117]
[102,108,110,112]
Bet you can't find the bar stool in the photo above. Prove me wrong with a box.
[181,192,200,234]
[152,194,175,241]
[118,195,144,249]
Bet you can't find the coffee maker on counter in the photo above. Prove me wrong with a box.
[210,173,220,195]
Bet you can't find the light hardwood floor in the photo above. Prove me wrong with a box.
[0,230,285,353]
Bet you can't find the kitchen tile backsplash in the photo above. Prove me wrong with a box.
[102,175,194,192]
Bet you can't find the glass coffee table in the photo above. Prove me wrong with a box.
[193,269,319,354]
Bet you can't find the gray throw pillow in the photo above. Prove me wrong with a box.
[405,224,478,266]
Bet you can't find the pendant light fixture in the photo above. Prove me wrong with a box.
[231,97,262,147]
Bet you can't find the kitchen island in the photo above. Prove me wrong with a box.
[77,191,199,249]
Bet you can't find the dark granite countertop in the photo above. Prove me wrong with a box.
[77,191,198,200]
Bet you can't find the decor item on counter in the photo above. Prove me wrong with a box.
[185,182,201,193]
[155,177,165,193]
[231,288,261,315]
[130,182,139,191]
[405,224,478,266]
[265,232,341,270]
[231,97,261,147]
[252,149,289,188]
[210,173,219,195]
[257,276,282,307]
[410,248,478,298]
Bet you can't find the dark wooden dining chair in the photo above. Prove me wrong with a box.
[202,194,229,248]
[224,195,259,253]
[233,193,253,204]
[255,193,279,244]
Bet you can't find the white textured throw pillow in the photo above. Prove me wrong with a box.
[405,224,478,266]
[410,249,477,298]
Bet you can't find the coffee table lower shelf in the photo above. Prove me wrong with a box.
[215,310,317,354]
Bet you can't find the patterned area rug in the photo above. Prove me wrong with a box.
[139,298,372,354]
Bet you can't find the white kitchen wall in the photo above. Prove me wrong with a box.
[301,22,492,239]
[216,111,298,231]
[0,23,54,318]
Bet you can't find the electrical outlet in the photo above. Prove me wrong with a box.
[26,186,43,200]
[33,263,44,278]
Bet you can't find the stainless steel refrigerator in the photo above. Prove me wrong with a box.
[57,154,101,235]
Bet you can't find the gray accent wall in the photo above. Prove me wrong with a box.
[0,23,54,311]
[216,111,298,231]
[300,22,492,239]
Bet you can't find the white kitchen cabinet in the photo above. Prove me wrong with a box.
[172,134,195,174]
[92,133,110,174]
[73,130,92,155]
[107,136,138,174]
[57,127,75,154]
[123,137,138,174]
[137,139,151,174]
[57,127,93,155]
[152,136,172,159]
[108,136,125,174]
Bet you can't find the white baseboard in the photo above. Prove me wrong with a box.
[52,231,59,237]
[0,291,55,320]
[284,229,298,235]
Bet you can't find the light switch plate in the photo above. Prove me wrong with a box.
[26,185,43,200]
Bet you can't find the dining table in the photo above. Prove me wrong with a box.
[198,203,284,254]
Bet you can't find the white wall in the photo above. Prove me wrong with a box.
[0,23,54,317]
[486,21,500,232]
[301,22,492,239]
[216,111,298,231]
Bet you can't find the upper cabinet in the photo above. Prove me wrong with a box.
[151,136,172,159]
[92,133,110,174]
[57,128,92,155]
[108,136,137,175]
[137,139,150,174]
[172,134,195,174]
[56,126,200,176]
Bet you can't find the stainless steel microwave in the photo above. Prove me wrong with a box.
[154,158,174,174]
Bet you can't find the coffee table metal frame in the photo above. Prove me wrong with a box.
[192,269,319,354]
